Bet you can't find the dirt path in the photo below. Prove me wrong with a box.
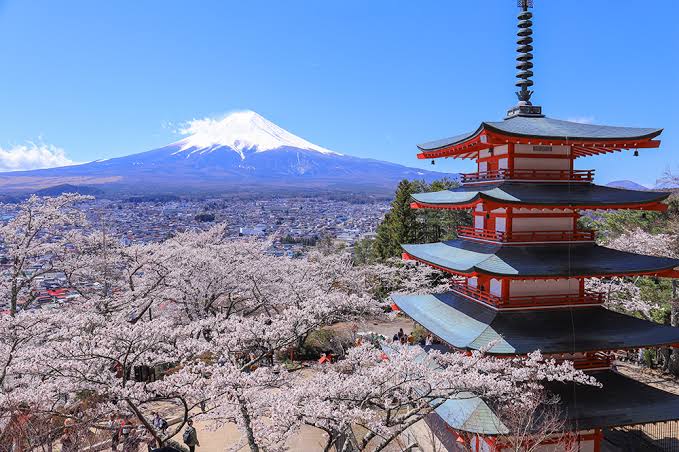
[189,421,327,451]
[616,361,679,395]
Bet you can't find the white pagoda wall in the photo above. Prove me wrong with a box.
[478,145,509,159]
[509,279,580,297]
[513,157,570,171]
[514,144,570,155]
[511,217,574,232]
[490,278,502,297]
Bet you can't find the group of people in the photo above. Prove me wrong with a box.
[107,414,154,451]
[391,328,434,347]
[107,413,200,452]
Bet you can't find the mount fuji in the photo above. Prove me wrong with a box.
[0,111,446,195]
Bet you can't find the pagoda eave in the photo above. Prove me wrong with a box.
[417,118,662,160]
[403,251,679,280]
[401,240,679,279]
[410,199,668,212]
[391,293,679,355]
[409,183,670,212]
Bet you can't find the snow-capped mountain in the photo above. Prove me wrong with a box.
[172,111,339,159]
[0,111,446,194]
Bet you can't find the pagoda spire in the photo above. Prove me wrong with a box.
[515,0,534,104]
[506,0,543,118]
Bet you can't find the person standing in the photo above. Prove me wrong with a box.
[60,419,79,452]
[109,414,121,451]
[182,419,200,452]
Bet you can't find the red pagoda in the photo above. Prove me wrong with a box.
[391,1,679,450]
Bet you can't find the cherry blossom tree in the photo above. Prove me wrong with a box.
[588,227,679,317]
[596,227,679,372]
[0,195,599,451]
[270,344,596,452]
[0,193,92,315]
[492,388,578,452]
[0,204,386,448]
[587,276,649,318]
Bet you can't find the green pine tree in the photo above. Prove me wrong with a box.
[373,178,471,260]
[374,180,424,259]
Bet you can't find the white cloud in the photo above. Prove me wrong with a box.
[566,116,595,124]
[0,141,75,172]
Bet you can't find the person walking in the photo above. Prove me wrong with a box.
[182,419,200,452]
[152,411,168,436]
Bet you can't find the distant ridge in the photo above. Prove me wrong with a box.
[606,180,649,191]
[0,111,448,195]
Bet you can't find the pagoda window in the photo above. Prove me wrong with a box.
[467,277,478,288]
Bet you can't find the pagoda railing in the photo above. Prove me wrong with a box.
[450,280,604,309]
[570,352,614,371]
[461,169,594,184]
[457,226,596,243]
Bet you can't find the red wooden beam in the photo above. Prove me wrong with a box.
[410,198,668,212]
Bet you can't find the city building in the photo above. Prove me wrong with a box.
[391,1,679,450]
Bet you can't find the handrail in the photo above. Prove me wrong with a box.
[461,169,594,183]
[449,280,604,308]
[571,352,613,370]
[457,226,596,243]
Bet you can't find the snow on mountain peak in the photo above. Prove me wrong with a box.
[173,110,340,159]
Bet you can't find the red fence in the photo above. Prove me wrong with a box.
[461,169,594,183]
[449,280,604,309]
[457,226,595,243]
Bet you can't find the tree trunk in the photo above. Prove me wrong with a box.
[237,395,259,452]
[10,279,18,316]
[669,280,679,375]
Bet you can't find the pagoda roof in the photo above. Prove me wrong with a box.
[417,115,662,159]
[401,240,679,278]
[432,369,679,435]
[410,183,670,211]
[390,292,679,354]
[419,116,662,151]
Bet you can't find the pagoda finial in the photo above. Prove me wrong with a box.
[516,0,534,104]
[506,0,543,118]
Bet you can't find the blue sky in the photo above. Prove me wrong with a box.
[0,0,677,186]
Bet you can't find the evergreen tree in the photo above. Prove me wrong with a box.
[421,178,471,242]
[374,180,424,259]
[373,178,471,260]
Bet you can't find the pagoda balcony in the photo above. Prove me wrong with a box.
[449,280,604,309]
[460,168,594,184]
[570,352,614,371]
[457,226,596,243]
